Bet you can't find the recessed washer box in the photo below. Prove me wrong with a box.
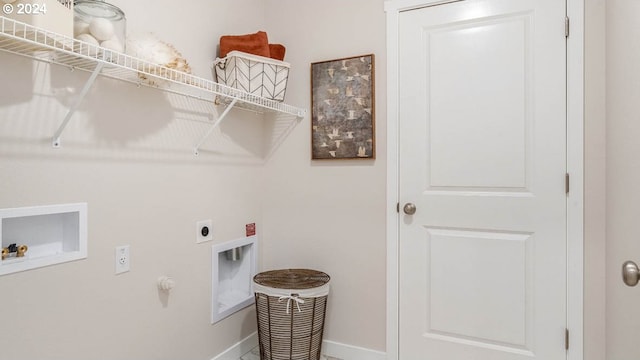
[211,235,257,324]
[0,203,87,276]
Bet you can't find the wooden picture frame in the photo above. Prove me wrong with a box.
[311,54,375,160]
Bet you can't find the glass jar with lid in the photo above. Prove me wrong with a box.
[74,0,126,53]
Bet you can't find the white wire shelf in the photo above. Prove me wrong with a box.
[0,16,306,153]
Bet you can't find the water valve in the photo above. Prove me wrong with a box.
[2,243,28,260]
[157,276,175,292]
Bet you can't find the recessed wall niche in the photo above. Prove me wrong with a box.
[0,203,87,276]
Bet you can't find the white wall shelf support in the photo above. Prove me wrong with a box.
[52,62,104,148]
[193,97,239,156]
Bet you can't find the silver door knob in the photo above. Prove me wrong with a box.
[622,260,640,287]
[403,203,417,215]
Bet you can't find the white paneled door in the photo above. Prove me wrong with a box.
[398,0,567,359]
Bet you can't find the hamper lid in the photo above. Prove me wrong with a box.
[253,269,330,297]
[254,268,329,289]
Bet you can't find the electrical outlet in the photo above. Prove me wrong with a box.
[196,219,213,243]
[115,245,130,274]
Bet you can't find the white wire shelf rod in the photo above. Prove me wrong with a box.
[52,62,105,148]
[193,97,239,156]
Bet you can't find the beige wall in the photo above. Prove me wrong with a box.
[585,0,607,359]
[0,1,267,359]
[606,0,640,359]
[0,0,389,357]
[261,0,387,352]
[585,0,640,358]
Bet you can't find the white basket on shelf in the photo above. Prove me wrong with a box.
[213,50,290,102]
[1,0,73,38]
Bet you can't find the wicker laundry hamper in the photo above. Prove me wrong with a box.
[253,269,330,360]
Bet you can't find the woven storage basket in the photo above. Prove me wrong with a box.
[213,50,290,102]
[253,269,330,360]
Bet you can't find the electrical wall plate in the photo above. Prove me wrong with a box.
[115,245,130,274]
[196,219,213,243]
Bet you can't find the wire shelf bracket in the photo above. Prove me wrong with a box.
[193,97,238,156]
[52,62,104,148]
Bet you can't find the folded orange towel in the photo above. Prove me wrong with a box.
[219,31,286,61]
[219,31,270,58]
[268,44,286,61]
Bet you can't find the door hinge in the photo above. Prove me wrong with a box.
[565,328,570,350]
[397,202,400,213]
[565,16,570,38]
[565,173,570,194]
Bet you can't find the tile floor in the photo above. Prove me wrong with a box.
[239,346,342,360]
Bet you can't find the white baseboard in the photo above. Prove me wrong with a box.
[322,339,386,360]
[211,332,258,360]
[211,332,387,360]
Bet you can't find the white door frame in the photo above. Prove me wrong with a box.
[384,1,585,359]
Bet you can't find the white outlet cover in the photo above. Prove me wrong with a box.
[196,219,213,243]
[115,245,130,274]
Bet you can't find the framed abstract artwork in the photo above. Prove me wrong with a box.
[311,54,375,160]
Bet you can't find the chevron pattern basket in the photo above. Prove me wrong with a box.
[214,50,290,102]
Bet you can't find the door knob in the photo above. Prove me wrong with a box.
[403,203,417,215]
[622,260,640,287]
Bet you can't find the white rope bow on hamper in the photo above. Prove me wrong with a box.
[278,294,305,314]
